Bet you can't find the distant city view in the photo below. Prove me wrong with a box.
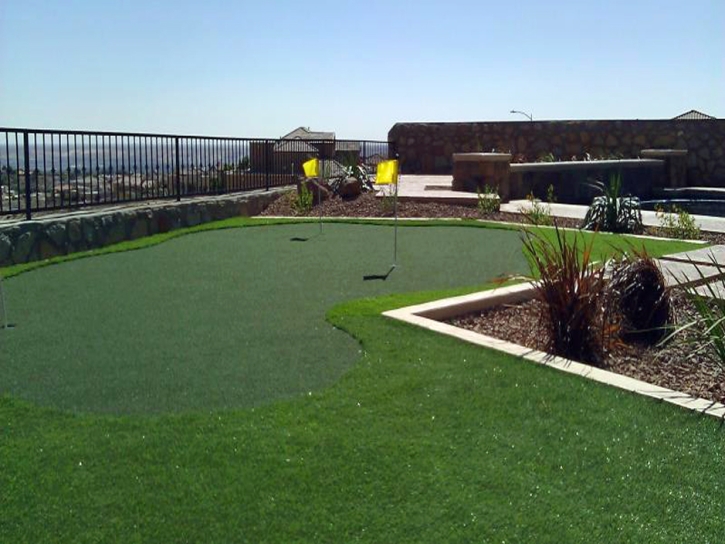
[0,128,389,216]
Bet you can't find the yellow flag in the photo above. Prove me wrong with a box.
[376,159,399,184]
[302,158,320,178]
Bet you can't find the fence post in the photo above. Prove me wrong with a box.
[23,131,31,220]
[265,139,270,191]
[175,137,181,201]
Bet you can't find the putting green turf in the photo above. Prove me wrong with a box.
[0,223,529,414]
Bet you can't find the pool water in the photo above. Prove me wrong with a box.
[640,199,725,218]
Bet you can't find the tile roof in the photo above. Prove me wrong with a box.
[673,109,716,120]
[334,141,361,152]
[273,140,319,153]
[281,127,335,140]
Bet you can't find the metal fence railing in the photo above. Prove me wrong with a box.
[0,128,390,219]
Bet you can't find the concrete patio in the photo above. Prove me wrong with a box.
[380,175,725,234]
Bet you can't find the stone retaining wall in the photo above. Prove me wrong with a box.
[0,188,286,267]
[388,119,725,186]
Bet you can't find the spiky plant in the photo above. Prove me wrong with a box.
[582,172,643,234]
[663,254,725,368]
[522,227,617,366]
[607,249,672,345]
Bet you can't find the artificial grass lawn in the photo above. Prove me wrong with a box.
[1,223,530,414]
[0,220,697,415]
[1,219,719,542]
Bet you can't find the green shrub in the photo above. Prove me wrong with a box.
[476,185,500,216]
[292,183,314,214]
[522,227,616,366]
[607,249,672,345]
[537,152,556,162]
[582,173,643,233]
[655,205,701,240]
[519,190,553,226]
[378,187,395,216]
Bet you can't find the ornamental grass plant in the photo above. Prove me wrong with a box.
[664,254,725,369]
[521,226,617,366]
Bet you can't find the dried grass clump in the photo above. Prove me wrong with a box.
[607,250,672,345]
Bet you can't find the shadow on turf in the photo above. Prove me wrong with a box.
[363,265,396,281]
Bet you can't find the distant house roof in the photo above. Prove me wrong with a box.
[334,141,360,152]
[274,140,319,153]
[673,109,716,120]
[364,153,386,165]
[281,126,335,140]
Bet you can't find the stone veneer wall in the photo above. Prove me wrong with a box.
[0,188,286,267]
[388,119,725,186]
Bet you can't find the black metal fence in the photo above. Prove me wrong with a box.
[0,128,390,219]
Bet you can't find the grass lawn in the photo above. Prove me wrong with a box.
[1,218,721,542]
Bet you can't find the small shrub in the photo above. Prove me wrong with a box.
[476,185,500,216]
[582,173,643,234]
[379,187,395,216]
[292,183,313,214]
[522,227,616,366]
[519,191,553,226]
[656,205,701,240]
[538,152,556,162]
[607,249,672,345]
[546,183,557,204]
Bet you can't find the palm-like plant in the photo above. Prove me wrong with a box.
[582,172,643,234]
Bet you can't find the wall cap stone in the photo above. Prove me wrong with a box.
[453,153,512,162]
[510,158,663,173]
[641,149,688,157]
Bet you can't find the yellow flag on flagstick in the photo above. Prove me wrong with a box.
[302,158,320,178]
[376,159,399,185]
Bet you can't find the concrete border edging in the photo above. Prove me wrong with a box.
[383,282,725,420]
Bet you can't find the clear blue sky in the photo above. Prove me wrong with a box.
[1,0,723,139]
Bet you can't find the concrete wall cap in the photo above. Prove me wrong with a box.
[453,152,512,162]
[510,158,663,173]
[641,149,689,157]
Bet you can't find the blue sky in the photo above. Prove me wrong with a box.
[1,0,722,139]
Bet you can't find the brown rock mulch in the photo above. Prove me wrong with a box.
[259,190,725,245]
[449,292,725,406]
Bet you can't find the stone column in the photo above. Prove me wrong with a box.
[452,153,513,200]
[640,149,688,188]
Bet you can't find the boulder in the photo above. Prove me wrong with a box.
[337,177,362,199]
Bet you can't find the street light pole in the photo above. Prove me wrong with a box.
[510,110,533,122]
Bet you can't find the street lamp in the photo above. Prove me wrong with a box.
[510,110,533,121]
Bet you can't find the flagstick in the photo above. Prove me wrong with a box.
[318,171,323,235]
[392,176,398,267]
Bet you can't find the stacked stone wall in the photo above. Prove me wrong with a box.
[389,119,725,186]
[0,189,285,267]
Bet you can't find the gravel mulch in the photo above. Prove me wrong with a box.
[259,189,725,407]
[449,292,725,406]
[259,190,725,245]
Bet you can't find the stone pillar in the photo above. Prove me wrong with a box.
[452,153,512,200]
[640,149,688,188]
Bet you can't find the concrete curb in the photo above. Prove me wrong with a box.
[383,282,725,420]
